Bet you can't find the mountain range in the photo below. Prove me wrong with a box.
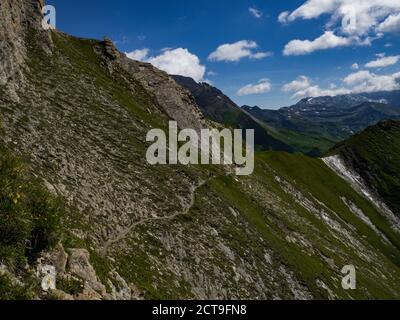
[174,75,400,156]
[243,91,400,154]
[173,75,336,156]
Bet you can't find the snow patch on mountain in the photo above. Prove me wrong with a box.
[323,155,400,233]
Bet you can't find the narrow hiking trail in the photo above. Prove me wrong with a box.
[100,178,210,256]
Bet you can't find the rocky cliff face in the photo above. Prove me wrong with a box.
[0,0,51,101]
[119,58,205,131]
[99,39,206,131]
[1,0,400,300]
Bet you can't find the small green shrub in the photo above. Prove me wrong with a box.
[0,146,64,270]
[57,276,85,296]
[0,273,33,300]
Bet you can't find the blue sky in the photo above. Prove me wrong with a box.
[49,0,400,109]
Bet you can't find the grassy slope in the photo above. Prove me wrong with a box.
[228,106,336,156]
[240,109,337,156]
[212,152,400,299]
[111,148,400,299]
[263,125,336,156]
[328,121,400,216]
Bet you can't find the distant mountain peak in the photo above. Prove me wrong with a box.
[295,90,400,109]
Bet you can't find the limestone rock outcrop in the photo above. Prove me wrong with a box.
[0,0,50,101]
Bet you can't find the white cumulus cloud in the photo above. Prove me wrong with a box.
[279,0,400,55]
[126,49,150,61]
[283,31,353,56]
[283,70,400,99]
[282,75,312,92]
[378,13,400,33]
[279,0,400,34]
[278,11,290,24]
[249,7,263,19]
[365,54,400,68]
[278,1,337,24]
[237,79,272,96]
[343,70,400,92]
[126,48,206,82]
[208,40,272,62]
[283,76,350,98]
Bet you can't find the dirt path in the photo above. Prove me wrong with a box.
[99,178,209,256]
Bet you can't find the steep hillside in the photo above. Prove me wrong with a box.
[326,120,400,217]
[1,0,400,300]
